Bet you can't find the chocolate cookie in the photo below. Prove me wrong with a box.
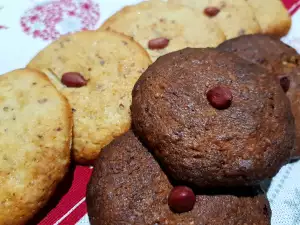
[87,131,271,225]
[218,34,300,158]
[217,34,297,72]
[131,48,295,187]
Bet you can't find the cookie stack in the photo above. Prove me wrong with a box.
[0,0,295,224]
[87,47,296,224]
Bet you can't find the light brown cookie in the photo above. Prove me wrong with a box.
[99,0,225,61]
[27,31,151,164]
[246,0,291,37]
[0,68,72,225]
[170,0,261,39]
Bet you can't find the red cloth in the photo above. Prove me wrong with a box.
[38,166,92,224]
[283,0,300,14]
[37,1,299,224]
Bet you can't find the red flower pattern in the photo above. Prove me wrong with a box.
[0,6,8,30]
[20,0,100,41]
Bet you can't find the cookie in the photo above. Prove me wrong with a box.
[288,69,300,158]
[99,0,225,61]
[218,34,300,158]
[217,34,297,72]
[246,0,291,37]
[169,0,261,39]
[0,69,72,225]
[131,48,295,188]
[87,131,271,225]
[27,31,151,164]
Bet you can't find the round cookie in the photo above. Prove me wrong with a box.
[131,48,295,188]
[246,0,291,37]
[0,69,72,225]
[170,0,291,38]
[217,34,298,72]
[218,34,300,158]
[87,131,271,225]
[27,31,151,164]
[169,0,262,39]
[99,0,225,62]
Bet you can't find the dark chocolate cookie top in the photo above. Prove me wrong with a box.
[217,34,298,73]
[87,131,271,225]
[131,48,295,187]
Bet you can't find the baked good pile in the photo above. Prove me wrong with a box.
[0,0,299,224]
[87,45,296,225]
